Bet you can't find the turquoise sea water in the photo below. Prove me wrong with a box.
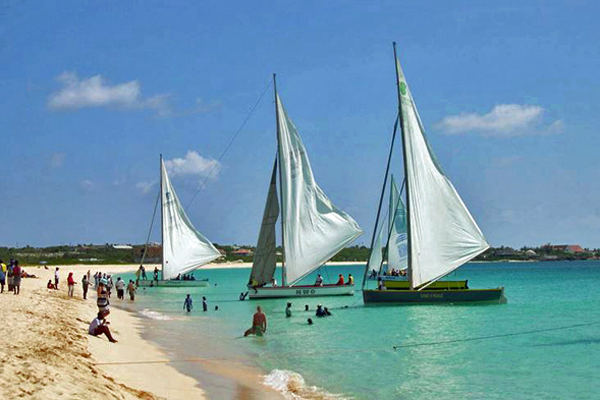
[116,261,600,400]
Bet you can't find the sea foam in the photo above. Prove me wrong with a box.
[139,309,172,321]
[264,369,348,400]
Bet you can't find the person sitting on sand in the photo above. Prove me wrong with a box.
[244,306,267,337]
[89,310,117,343]
[183,294,193,312]
[47,280,55,289]
[335,274,344,286]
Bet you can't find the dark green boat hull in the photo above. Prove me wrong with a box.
[363,287,505,305]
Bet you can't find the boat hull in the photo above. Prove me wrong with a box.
[363,287,505,304]
[383,280,468,290]
[248,284,354,299]
[137,279,210,288]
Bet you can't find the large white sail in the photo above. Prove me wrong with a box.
[276,94,363,285]
[367,220,385,275]
[396,57,489,289]
[387,175,408,272]
[249,160,280,286]
[161,159,221,280]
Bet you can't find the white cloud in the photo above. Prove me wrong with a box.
[437,104,563,136]
[47,72,170,115]
[80,179,94,192]
[165,151,221,180]
[136,181,156,195]
[48,152,65,169]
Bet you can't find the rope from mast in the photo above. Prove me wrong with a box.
[185,79,273,209]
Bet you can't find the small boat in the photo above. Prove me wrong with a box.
[362,43,504,304]
[137,156,221,288]
[247,75,363,299]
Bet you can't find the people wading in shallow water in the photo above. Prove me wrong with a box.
[183,294,193,312]
[244,306,267,337]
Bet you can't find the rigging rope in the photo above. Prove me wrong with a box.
[92,320,600,367]
[185,80,273,209]
[139,189,161,266]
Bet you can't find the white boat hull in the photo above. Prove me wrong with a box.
[137,279,210,288]
[248,284,354,299]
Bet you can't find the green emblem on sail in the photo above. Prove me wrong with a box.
[400,81,407,96]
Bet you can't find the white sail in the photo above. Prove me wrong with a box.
[367,219,386,275]
[396,57,489,289]
[276,94,363,285]
[161,159,221,280]
[250,160,280,286]
[387,175,408,272]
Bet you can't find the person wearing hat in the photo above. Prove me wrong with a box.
[316,304,326,317]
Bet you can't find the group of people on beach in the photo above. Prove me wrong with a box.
[0,259,27,295]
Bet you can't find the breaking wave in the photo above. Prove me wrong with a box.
[139,309,172,321]
[264,369,349,400]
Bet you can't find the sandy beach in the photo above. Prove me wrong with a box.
[0,264,282,400]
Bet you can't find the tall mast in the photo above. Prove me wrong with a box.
[159,154,165,280]
[361,116,399,289]
[393,42,413,288]
[273,73,286,286]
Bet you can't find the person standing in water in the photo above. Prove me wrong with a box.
[244,306,267,336]
[183,294,193,312]
[202,296,208,312]
[285,302,292,318]
[127,280,136,301]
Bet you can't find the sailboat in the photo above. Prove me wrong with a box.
[247,75,363,299]
[362,43,505,304]
[138,155,222,288]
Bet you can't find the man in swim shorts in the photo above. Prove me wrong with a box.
[244,306,267,337]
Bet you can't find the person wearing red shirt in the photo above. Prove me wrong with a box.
[67,272,76,297]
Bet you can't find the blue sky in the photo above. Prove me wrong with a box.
[1,1,599,248]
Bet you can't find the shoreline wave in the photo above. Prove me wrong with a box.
[264,369,349,400]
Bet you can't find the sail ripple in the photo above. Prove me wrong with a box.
[161,159,221,280]
[396,58,489,289]
[387,175,408,272]
[250,160,280,286]
[276,94,363,285]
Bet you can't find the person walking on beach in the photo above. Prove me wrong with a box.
[12,261,21,295]
[127,280,136,301]
[202,296,208,312]
[115,277,125,300]
[81,274,90,299]
[97,279,110,314]
[54,267,60,290]
[135,266,142,285]
[183,294,193,312]
[285,302,292,318]
[244,306,267,337]
[7,261,14,292]
[89,310,117,343]
[0,259,6,293]
[67,272,75,297]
